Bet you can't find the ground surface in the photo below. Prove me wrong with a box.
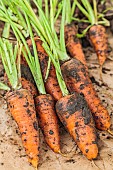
[0,23,113,170]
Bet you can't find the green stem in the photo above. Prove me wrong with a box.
[25,13,46,94]
[45,0,49,20]
[2,22,10,39]
[0,82,10,91]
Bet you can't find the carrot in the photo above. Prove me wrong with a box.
[56,92,98,160]
[89,24,108,66]
[0,34,39,168]
[6,89,39,168]
[75,0,110,75]
[23,37,63,101]
[35,94,60,153]
[61,58,111,131]
[65,24,87,67]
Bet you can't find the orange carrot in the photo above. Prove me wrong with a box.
[6,89,39,168]
[35,94,61,153]
[23,37,63,101]
[56,92,98,160]
[89,25,109,66]
[61,58,111,131]
[65,24,87,67]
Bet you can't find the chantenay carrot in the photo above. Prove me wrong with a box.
[56,92,98,160]
[61,58,111,131]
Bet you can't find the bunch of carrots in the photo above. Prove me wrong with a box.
[0,0,112,169]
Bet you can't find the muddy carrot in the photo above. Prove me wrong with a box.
[0,37,39,169]
[6,89,39,168]
[89,24,108,66]
[65,24,87,67]
[75,0,110,68]
[61,58,111,131]
[35,94,60,153]
[56,92,98,160]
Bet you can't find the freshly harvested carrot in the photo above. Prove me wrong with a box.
[35,94,61,153]
[75,0,110,79]
[65,24,87,67]
[6,89,39,168]
[89,25,108,66]
[0,21,40,167]
[56,92,98,160]
[61,58,111,131]
[23,37,63,101]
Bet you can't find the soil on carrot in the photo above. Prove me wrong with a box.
[0,21,113,170]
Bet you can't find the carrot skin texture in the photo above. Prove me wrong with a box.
[21,78,38,98]
[56,93,98,160]
[89,25,108,66]
[6,89,39,168]
[26,37,63,101]
[35,94,61,153]
[65,24,87,67]
[61,58,111,131]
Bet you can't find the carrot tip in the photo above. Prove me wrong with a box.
[107,129,113,136]
[35,166,38,170]
[99,66,103,82]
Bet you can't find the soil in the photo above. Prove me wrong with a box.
[0,9,113,170]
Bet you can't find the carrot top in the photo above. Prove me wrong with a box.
[0,39,22,91]
[0,1,46,95]
[6,0,69,96]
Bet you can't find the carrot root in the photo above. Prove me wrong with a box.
[65,24,87,68]
[56,93,98,160]
[61,58,111,131]
[89,25,108,66]
[35,94,61,153]
[6,89,39,168]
